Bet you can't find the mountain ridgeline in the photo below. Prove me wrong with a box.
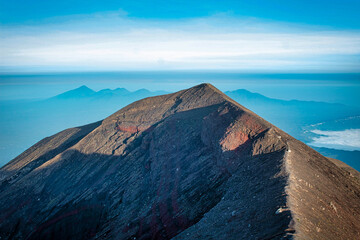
[0,84,359,239]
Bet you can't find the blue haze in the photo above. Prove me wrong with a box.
[1,72,359,106]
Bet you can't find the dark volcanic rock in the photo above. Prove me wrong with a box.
[0,83,359,240]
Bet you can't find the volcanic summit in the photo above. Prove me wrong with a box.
[0,83,359,239]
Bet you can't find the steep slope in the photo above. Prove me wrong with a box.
[327,157,360,184]
[0,84,359,240]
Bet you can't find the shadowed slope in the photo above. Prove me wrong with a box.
[0,121,101,185]
[0,84,359,240]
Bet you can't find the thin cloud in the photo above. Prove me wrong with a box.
[1,13,360,71]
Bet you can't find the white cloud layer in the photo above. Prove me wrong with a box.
[1,13,360,71]
[309,129,360,151]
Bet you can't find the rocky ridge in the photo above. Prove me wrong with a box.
[0,83,359,239]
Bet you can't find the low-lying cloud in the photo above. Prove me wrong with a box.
[309,129,360,151]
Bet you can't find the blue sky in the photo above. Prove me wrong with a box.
[1,0,360,72]
[1,0,360,28]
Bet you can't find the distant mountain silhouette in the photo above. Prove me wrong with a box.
[51,86,166,101]
[94,88,130,99]
[1,84,359,239]
[53,85,96,99]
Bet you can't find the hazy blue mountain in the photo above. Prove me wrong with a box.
[52,85,96,99]
[95,88,130,99]
[51,85,166,101]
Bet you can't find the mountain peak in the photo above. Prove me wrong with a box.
[77,85,91,90]
[71,85,94,94]
[53,85,95,99]
[104,82,239,126]
[190,83,223,95]
[194,82,216,89]
[1,84,359,240]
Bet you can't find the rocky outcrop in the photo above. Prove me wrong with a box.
[0,83,359,240]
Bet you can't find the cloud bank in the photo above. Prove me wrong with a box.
[309,129,360,151]
[1,13,360,72]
